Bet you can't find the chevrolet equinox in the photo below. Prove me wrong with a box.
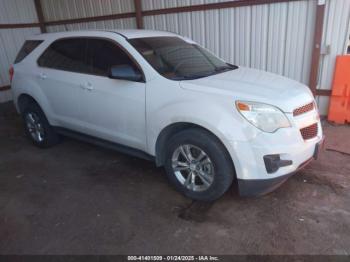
[10,30,324,201]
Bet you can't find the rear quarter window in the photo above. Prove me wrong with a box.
[14,40,43,64]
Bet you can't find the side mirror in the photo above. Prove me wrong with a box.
[108,64,143,82]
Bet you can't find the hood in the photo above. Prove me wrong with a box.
[180,67,314,113]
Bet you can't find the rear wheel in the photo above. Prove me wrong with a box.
[164,128,235,201]
[22,102,60,148]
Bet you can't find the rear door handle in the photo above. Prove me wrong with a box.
[80,82,93,91]
[85,82,93,91]
[38,73,47,80]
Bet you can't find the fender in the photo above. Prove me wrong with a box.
[147,84,261,155]
[146,93,261,178]
[12,74,58,126]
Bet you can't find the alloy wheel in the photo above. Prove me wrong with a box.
[171,144,215,192]
[25,112,45,143]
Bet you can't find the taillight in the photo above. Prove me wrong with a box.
[9,66,14,83]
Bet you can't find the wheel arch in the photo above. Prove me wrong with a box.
[16,90,57,126]
[17,94,40,114]
[154,122,236,175]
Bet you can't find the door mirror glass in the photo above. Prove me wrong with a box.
[109,64,143,82]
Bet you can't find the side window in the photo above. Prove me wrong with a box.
[15,40,43,64]
[87,39,140,77]
[38,38,90,74]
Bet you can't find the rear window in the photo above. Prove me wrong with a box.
[14,40,43,64]
[37,38,90,74]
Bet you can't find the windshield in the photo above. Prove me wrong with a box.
[128,37,238,80]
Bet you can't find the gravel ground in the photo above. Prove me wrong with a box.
[0,102,349,255]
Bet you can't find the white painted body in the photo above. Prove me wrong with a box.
[11,30,323,183]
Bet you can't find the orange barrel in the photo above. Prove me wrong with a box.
[328,97,349,124]
[347,95,350,122]
[328,55,350,124]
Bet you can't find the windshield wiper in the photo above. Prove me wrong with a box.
[172,64,238,80]
[173,70,216,80]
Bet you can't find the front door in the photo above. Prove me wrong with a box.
[77,38,147,151]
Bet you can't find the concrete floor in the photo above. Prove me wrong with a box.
[0,102,350,255]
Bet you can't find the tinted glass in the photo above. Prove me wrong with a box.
[87,39,139,77]
[129,37,237,80]
[15,40,43,64]
[38,38,89,74]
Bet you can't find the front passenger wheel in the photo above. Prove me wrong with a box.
[164,128,235,201]
[171,144,215,192]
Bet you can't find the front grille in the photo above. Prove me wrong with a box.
[293,102,315,117]
[300,123,318,140]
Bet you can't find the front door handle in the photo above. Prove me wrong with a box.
[38,73,47,80]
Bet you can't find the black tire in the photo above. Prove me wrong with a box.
[164,128,235,201]
[22,102,60,148]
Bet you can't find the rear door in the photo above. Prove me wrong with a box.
[77,38,147,150]
[36,38,89,131]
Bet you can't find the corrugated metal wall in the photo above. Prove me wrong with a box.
[317,0,350,114]
[143,0,316,86]
[41,0,137,32]
[0,0,349,115]
[46,18,136,33]
[41,0,134,21]
[142,0,234,11]
[0,0,40,103]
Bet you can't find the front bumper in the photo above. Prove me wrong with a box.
[237,154,316,197]
[237,135,324,197]
[225,115,324,196]
[238,172,294,197]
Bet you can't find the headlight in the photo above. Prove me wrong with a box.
[236,101,291,133]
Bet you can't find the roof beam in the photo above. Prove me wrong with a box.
[0,85,11,92]
[309,1,326,96]
[134,0,144,29]
[142,0,304,16]
[44,12,136,26]
[0,23,40,29]
[34,0,46,33]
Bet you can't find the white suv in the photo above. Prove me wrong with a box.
[10,30,324,201]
